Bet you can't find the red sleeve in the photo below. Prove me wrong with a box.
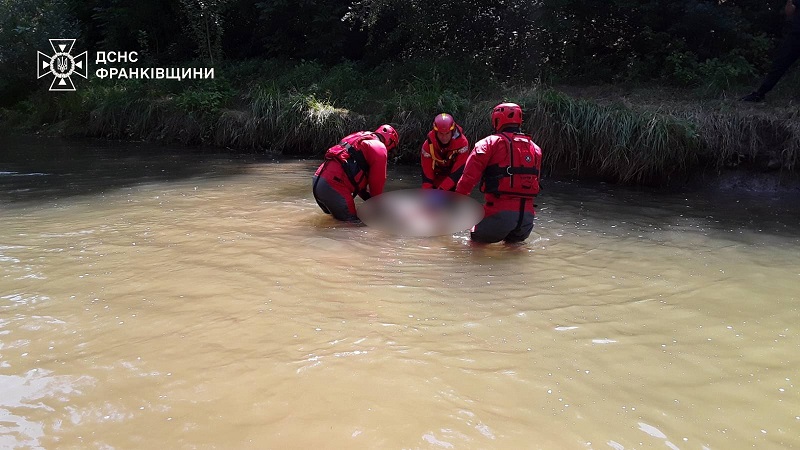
[420,137,436,189]
[437,134,469,191]
[455,136,492,195]
[362,140,388,196]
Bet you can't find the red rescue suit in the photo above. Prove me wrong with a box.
[455,131,542,242]
[420,125,469,191]
[313,131,388,220]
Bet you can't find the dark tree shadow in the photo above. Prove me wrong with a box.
[0,135,260,205]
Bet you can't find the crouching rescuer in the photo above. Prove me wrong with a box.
[420,113,470,191]
[312,125,399,222]
[455,103,542,243]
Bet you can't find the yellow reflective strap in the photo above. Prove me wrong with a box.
[430,142,439,170]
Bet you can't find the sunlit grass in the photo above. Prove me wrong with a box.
[6,59,800,185]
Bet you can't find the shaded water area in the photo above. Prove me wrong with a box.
[1,136,799,449]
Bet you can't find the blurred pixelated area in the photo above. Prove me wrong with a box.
[358,189,483,237]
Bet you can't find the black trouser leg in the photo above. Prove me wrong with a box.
[312,175,331,214]
[311,176,359,222]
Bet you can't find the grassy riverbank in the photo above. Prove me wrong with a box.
[2,59,799,187]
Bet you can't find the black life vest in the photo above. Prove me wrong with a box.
[324,131,374,193]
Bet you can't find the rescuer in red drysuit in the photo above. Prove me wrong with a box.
[455,103,542,243]
[312,124,399,222]
[420,113,470,191]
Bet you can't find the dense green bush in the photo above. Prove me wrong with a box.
[9,58,797,185]
[0,0,80,106]
[4,0,800,107]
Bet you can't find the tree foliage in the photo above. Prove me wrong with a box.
[347,0,781,84]
[1,0,795,105]
[0,0,80,103]
[179,0,228,64]
[81,0,185,60]
[251,0,365,61]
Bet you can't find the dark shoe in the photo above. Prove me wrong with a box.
[740,92,764,102]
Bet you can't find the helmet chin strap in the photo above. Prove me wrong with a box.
[499,125,521,133]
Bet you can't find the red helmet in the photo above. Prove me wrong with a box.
[432,113,455,134]
[491,102,522,131]
[374,124,399,151]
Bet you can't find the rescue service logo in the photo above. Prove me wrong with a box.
[37,39,88,91]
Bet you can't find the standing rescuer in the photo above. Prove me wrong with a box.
[312,124,399,222]
[455,103,542,243]
[420,113,470,191]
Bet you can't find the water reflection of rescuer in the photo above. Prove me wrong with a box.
[311,125,400,222]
